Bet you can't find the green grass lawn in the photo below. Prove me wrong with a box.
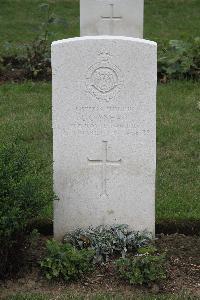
[0,0,79,54]
[0,82,53,218]
[0,81,199,221]
[0,0,199,54]
[156,81,200,220]
[0,0,199,221]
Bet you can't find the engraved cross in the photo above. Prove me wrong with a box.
[88,141,121,197]
[101,4,122,35]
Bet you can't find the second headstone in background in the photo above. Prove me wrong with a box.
[80,0,144,38]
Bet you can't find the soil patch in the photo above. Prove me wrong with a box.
[0,234,200,299]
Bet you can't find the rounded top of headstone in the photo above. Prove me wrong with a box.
[52,36,157,48]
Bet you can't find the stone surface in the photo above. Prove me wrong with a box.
[52,36,157,240]
[80,0,144,38]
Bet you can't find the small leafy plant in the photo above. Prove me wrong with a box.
[158,37,200,82]
[64,224,152,263]
[116,246,166,285]
[40,239,95,281]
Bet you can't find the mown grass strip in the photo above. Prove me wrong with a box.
[0,81,199,222]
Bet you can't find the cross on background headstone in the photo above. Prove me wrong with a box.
[80,0,144,38]
[88,141,121,196]
[101,4,122,35]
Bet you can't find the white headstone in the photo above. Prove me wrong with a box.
[52,36,157,240]
[80,0,144,38]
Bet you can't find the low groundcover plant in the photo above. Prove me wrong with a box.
[64,224,153,263]
[116,246,166,285]
[41,226,166,286]
[40,239,95,281]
